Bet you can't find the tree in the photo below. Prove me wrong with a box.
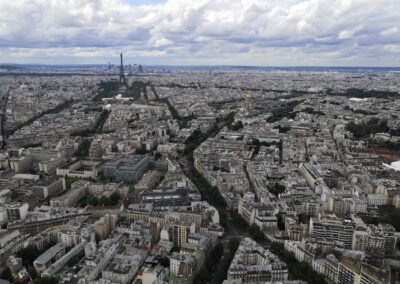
[94,80,119,101]
[10,190,19,199]
[228,120,243,131]
[87,196,99,206]
[194,242,225,284]
[135,148,150,154]
[219,210,227,227]
[111,144,118,153]
[0,267,13,282]
[160,256,170,267]
[270,242,328,284]
[109,191,121,204]
[73,139,92,157]
[267,100,301,123]
[277,214,285,230]
[212,238,239,282]
[65,177,79,190]
[154,152,162,160]
[95,110,111,133]
[248,224,265,242]
[17,245,41,263]
[211,243,224,261]
[346,118,389,139]
[379,208,400,231]
[228,238,240,253]
[298,213,310,224]
[99,196,111,206]
[194,267,210,284]
[230,211,248,230]
[33,276,58,284]
[87,191,121,207]
[269,183,285,196]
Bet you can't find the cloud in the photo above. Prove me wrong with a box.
[384,45,400,53]
[0,0,399,66]
[380,27,400,37]
[338,30,354,40]
[153,38,173,47]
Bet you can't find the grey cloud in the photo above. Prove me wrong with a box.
[0,0,399,65]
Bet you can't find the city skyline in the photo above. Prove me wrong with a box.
[1,1,400,283]
[1,0,400,67]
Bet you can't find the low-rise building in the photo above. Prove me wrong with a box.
[309,213,355,249]
[227,238,288,283]
[56,159,104,179]
[33,243,66,274]
[32,177,65,201]
[103,155,153,183]
[50,180,89,207]
[6,203,29,222]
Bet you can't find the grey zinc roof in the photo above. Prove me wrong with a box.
[34,243,65,265]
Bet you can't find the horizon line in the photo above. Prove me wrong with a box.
[1,63,400,69]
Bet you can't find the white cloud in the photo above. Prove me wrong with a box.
[153,38,173,47]
[384,45,400,53]
[0,0,399,65]
[380,27,400,37]
[338,30,354,40]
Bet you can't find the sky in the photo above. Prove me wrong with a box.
[0,0,400,66]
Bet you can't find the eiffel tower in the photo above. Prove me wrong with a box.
[119,53,127,86]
